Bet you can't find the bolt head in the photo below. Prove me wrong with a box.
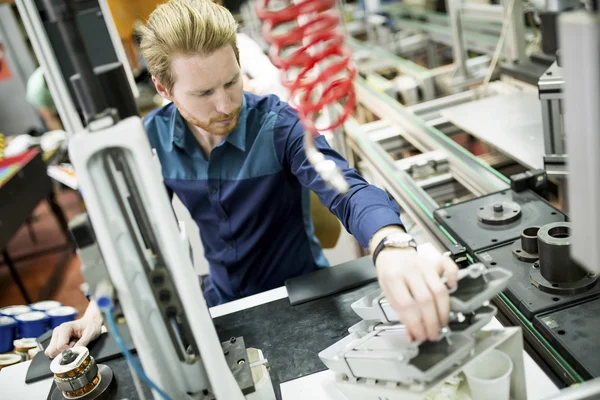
[60,349,77,365]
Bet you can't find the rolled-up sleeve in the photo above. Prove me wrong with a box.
[273,106,403,248]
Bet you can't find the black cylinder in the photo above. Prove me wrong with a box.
[521,227,540,254]
[538,222,587,283]
[71,62,139,121]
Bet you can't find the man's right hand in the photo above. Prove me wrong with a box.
[46,301,104,358]
[45,316,103,358]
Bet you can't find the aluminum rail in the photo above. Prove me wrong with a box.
[348,80,583,391]
[346,36,436,101]
[345,89,583,387]
[355,78,510,196]
[344,118,455,250]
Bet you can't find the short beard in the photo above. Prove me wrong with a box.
[175,100,242,136]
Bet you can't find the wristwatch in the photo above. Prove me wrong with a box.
[372,232,417,265]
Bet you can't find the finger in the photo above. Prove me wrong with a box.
[383,279,427,343]
[52,324,77,356]
[406,273,442,341]
[422,264,450,328]
[46,324,73,358]
[74,327,96,348]
[441,257,459,289]
[45,328,62,358]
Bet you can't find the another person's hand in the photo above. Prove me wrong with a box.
[45,302,103,358]
[371,227,459,343]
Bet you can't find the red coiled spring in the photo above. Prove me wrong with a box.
[255,0,356,134]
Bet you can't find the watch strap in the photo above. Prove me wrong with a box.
[372,234,417,265]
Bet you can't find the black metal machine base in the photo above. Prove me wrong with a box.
[50,364,114,400]
[434,190,566,255]
[222,337,255,395]
[530,267,598,296]
[535,297,600,380]
[476,243,600,320]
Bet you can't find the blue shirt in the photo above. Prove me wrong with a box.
[144,92,402,306]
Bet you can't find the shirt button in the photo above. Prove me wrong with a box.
[210,187,217,195]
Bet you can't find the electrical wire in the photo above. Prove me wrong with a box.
[102,306,172,400]
[482,0,517,94]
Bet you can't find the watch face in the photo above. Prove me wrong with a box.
[386,233,415,247]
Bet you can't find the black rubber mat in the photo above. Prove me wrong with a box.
[285,256,376,305]
[214,282,380,400]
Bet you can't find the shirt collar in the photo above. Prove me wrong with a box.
[169,93,249,153]
[224,94,248,152]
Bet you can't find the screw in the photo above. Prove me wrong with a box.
[533,261,540,269]
[60,349,77,365]
[230,337,236,344]
[152,274,164,286]
[159,290,171,303]
[440,327,453,346]
[238,359,245,365]
[493,203,503,212]
[224,350,229,356]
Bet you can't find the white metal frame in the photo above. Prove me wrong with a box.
[15,0,138,135]
[69,116,248,399]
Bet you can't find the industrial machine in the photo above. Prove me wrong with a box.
[21,0,275,399]
[318,264,529,400]
[15,0,600,397]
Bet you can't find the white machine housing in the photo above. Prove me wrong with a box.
[68,116,246,400]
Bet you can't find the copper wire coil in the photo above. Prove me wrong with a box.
[52,348,102,398]
[61,373,102,398]
[14,346,37,353]
[54,357,90,379]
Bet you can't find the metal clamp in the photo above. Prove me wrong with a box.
[442,263,488,293]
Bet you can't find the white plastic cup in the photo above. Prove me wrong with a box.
[464,349,513,400]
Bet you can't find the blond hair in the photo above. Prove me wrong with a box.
[138,0,239,92]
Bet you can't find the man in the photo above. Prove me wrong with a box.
[46,0,458,358]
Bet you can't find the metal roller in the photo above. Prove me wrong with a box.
[512,226,540,262]
[538,222,584,283]
[530,222,597,295]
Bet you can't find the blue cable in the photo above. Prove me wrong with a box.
[99,298,172,400]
